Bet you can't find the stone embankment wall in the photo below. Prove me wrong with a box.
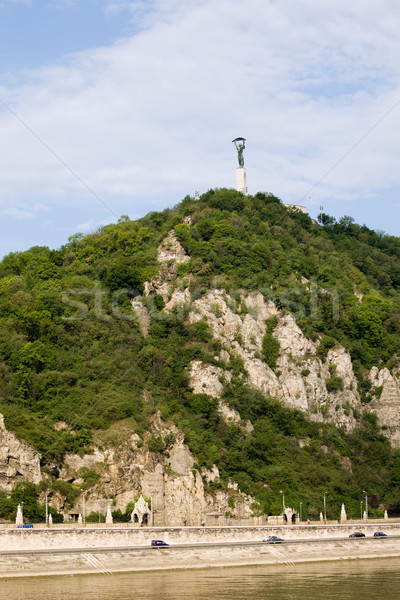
[1,523,399,552]
[2,528,400,579]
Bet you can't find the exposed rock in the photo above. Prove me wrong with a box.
[0,414,41,493]
[275,314,316,358]
[144,231,190,302]
[188,360,231,398]
[53,421,69,431]
[218,400,242,425]
[61,413,255,526]
[202,465,220,484]
[369,367,400,447]
[188,360,241,425]
[131,300,150,336]
[188,288,360,433]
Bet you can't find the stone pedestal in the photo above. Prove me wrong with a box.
[15,504,23,527]
[106,504,113,525]
[236,167,248,195]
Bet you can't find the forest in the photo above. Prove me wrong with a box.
[0,188,400,521]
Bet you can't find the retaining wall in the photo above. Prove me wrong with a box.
[1,522,400,552]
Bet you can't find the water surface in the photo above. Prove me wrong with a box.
[1,558,399,599]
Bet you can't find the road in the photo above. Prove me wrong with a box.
[0,535,397,557]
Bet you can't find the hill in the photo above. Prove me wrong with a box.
[0,188,400,524]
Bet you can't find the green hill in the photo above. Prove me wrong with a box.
[1,188,400,522]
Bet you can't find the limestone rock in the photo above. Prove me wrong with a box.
[61,413,254,526]
[188,360,231,398]
[144,231,190,302]
[369,367,400,447]
[188,288,360,433]
[0,414,41,492]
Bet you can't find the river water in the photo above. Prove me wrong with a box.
[2,558,400,599]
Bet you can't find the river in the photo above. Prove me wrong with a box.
[1,557,400,599]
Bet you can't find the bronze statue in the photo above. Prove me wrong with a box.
[232,137,246,168]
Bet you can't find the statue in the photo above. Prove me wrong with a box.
[232,137,246,168]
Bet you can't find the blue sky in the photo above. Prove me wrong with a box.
[0,0,400,258]
[0,2,132,76]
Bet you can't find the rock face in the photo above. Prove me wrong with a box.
[369,368,400,447]
[0,414,41,492]
[144,230,190,302]
[188,289,360,433]
[188,360,240,425]
[60,414,253,526]
[138,232,400,446]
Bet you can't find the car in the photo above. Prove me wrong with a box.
[373,531,388,537]
[262,535,284,543]
[17,523,33,529]
[151,540,169,547]
[349,532,365,538]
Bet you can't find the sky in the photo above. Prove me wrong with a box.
[0,0,400,257]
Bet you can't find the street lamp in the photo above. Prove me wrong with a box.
[360,500,363,520]
[363,490,368,520]
[323,492,327,524]
[279,490,285,511]
[45,494,48,527]
[80,490,86,527]
[300,502,303,523]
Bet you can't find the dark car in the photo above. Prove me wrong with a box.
[151,540,169,547]
[262,535,284,543]
[17,523,33,529]
[373,531,388,538]
[349,532,365,538]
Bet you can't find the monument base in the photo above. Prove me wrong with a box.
[236,167,248,195]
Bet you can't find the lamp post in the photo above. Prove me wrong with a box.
[363,490,368,520]
[279,490,285,511]
[80,490,86,527]
[21,501,24,523]
[360,500,363,521]
[300,502,303,523]
[45,494,48,527]
[323,492,327,524]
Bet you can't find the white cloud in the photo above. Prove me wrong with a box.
[76,215,116,233]
[1,202,48,220]
[0,0,400,242]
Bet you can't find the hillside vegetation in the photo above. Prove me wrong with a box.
[1,188,400,520]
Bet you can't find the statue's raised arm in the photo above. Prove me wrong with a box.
[232,137,246,168]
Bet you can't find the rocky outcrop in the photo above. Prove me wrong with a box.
[369,368,400,447]
[144,230,190,302]
[132,230,190,333]
[59,413,254,525]
[188,289,360,433]
[188,360,240,425]
[0,414,41,492]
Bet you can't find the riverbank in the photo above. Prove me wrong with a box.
[1,538,400,579]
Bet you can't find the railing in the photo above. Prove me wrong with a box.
[0,517,398,530]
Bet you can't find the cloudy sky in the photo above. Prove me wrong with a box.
[0,0,399,257]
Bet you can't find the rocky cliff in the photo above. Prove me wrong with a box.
[139,229,400,446]
[0,414,41,493]
[57,413,256,526]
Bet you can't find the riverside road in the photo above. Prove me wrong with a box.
[0,535,397,556]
